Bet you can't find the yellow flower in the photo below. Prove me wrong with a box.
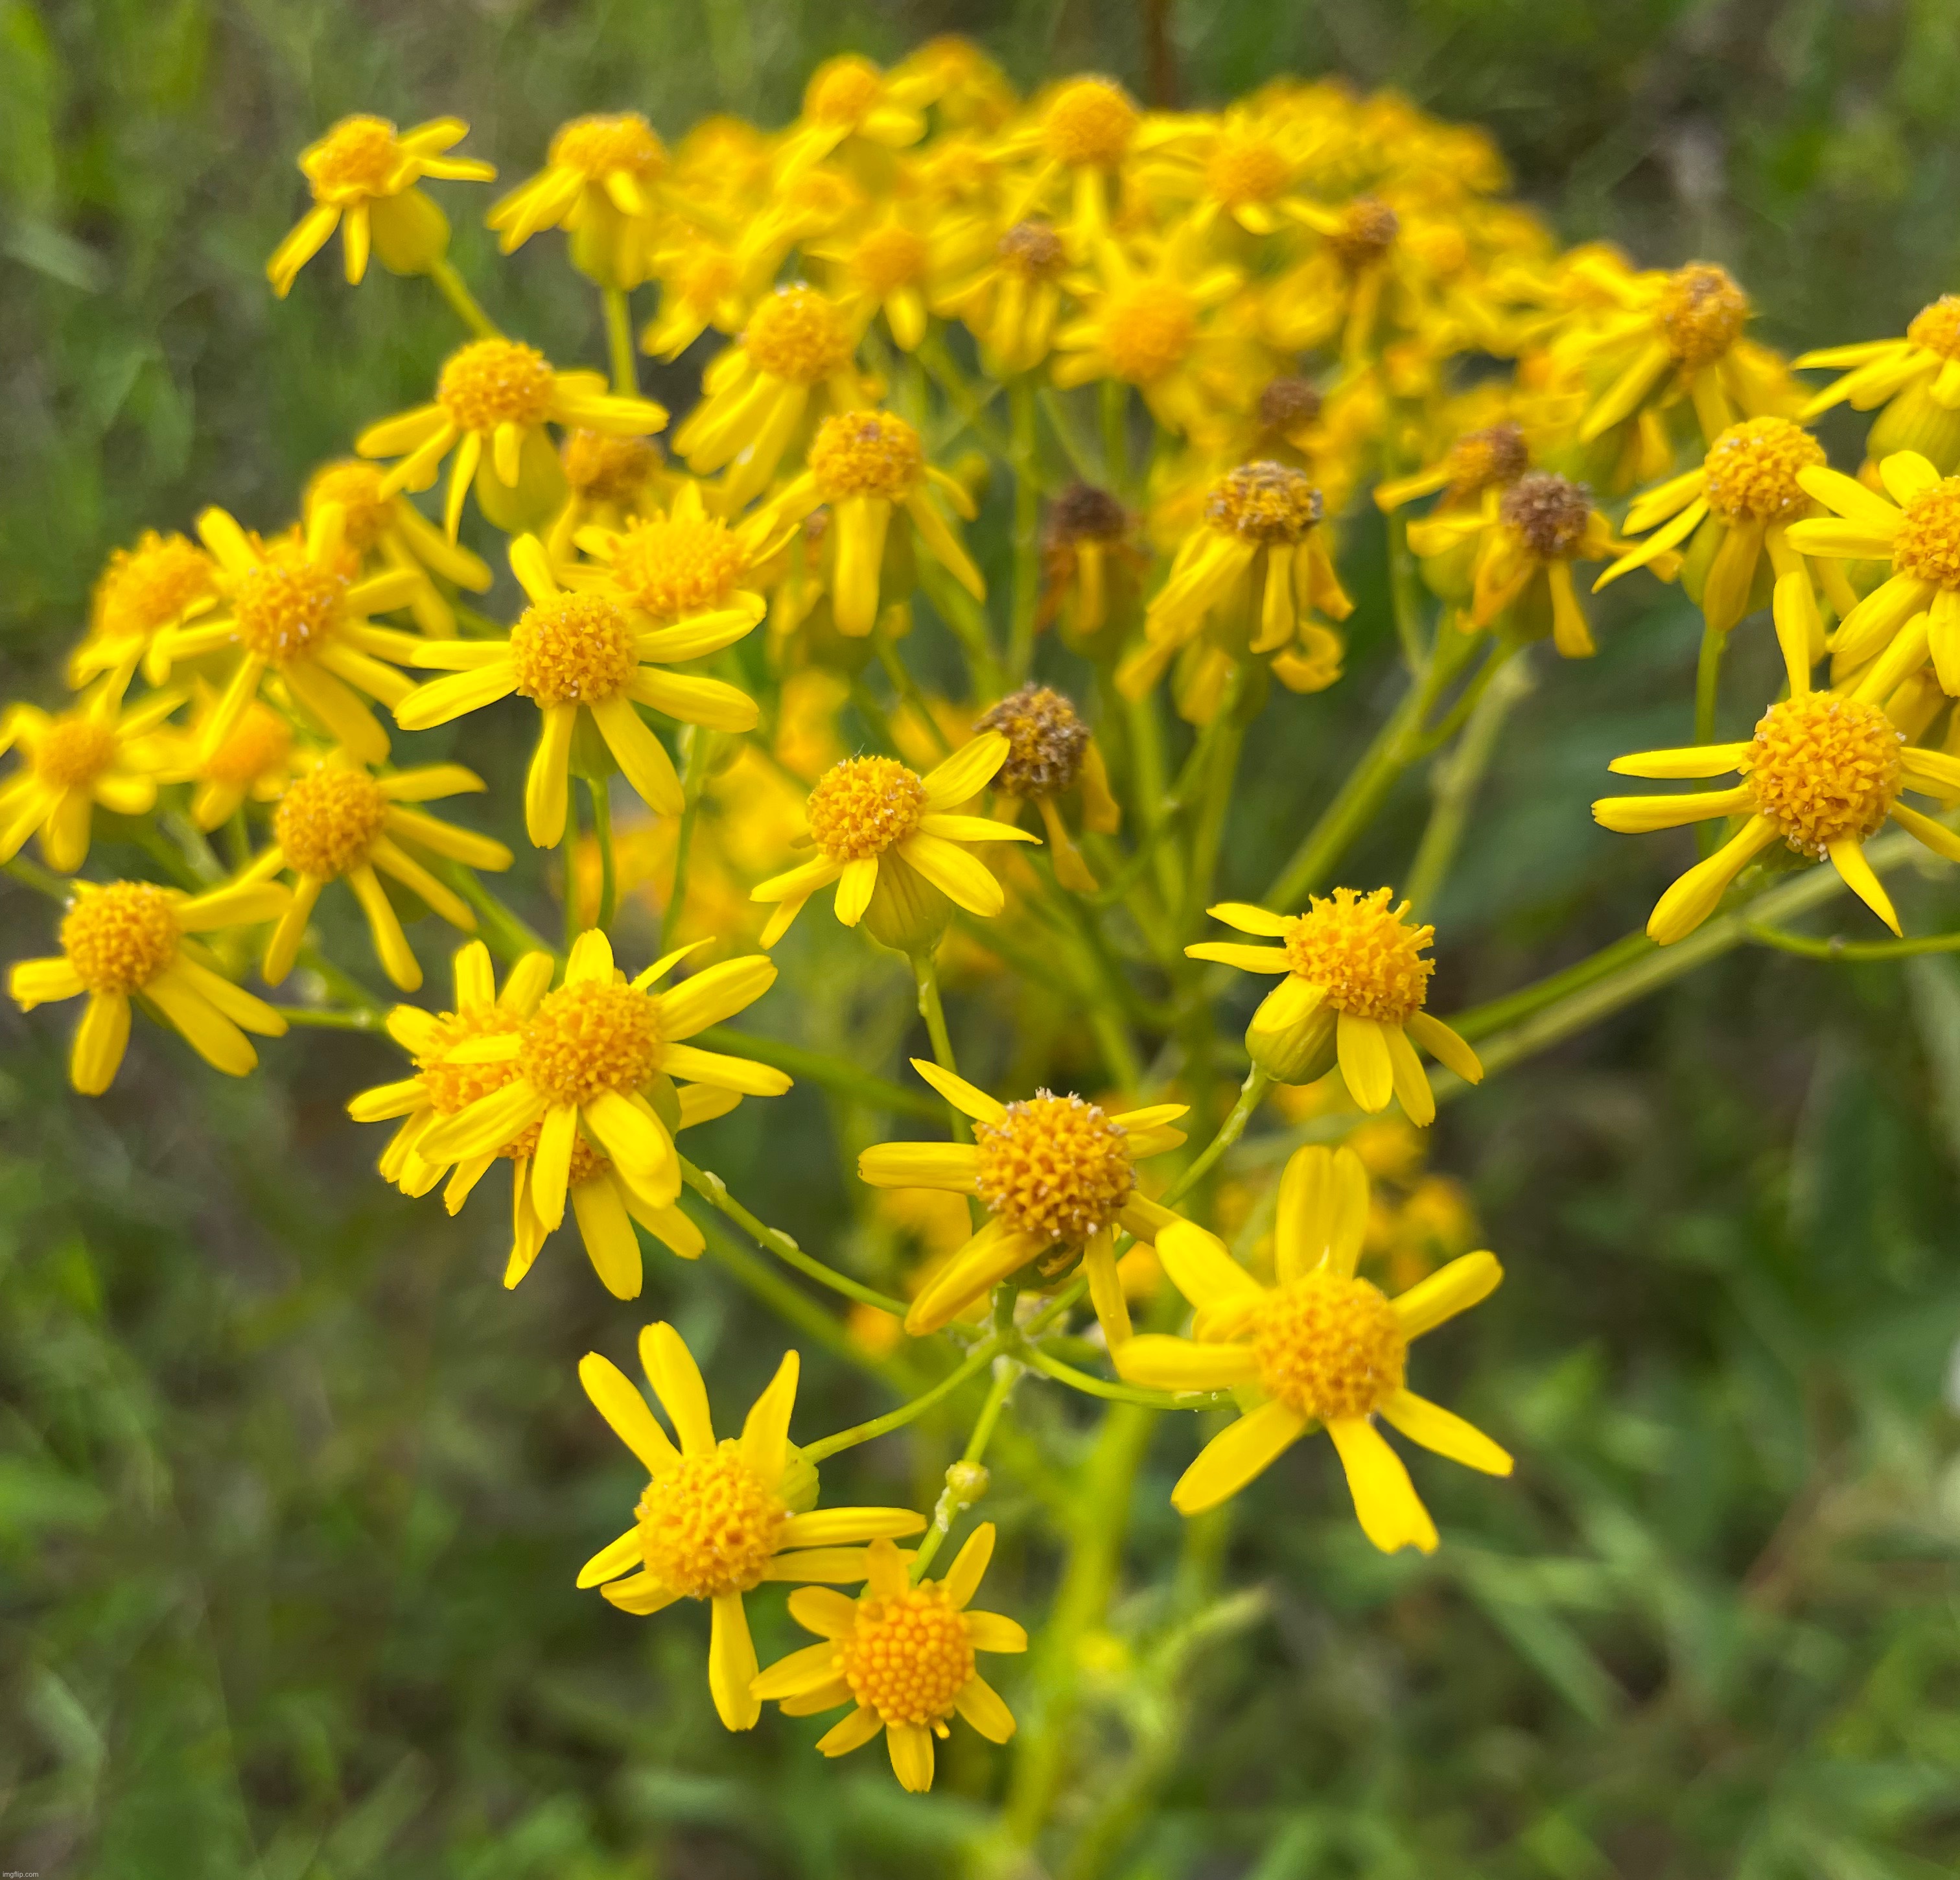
[547,431,670,560]
[268,115,493,298]
[395,532,760,846]
[152,690,299,831]
[302,460,493,639]
[1051,234,1250,437]
[1796,295,1960,473]
[1373,417,1532,515]
[578,1324,928,1730]
[1117,462,1353,716]
[408,928,791,1241]
[356,339,668,540]
[999,76,1141,243]
[72,530,219,688]
[570,475,792,626]
[769,410,985,637]
[806,204,955,354]
[859,1063,1189,1348]
[0,674,180,872]
[640,231,762,361]
[156,503,424,768]
[750,733,1037,950]
[1594,417,1838,637]
[1129,100,1322,237]
[1115,1145,1511,1553]
[778,54,935,176]
[1593,582,1960,943]
[972,684,1119,892]
[9,877,291,1094]
[1408,469,1639,658]
[347,941,722,1295]
[1187,890,1484,1122]
[752,1525,1025,1791]
[487,113,668,287]
[1784,450,1960,694]
[242,751,514,991]
[932,214,1073,376]
[672,285,869,508]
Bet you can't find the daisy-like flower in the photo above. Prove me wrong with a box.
[10,878,291,1094]
[673,285,869,508]
[776,55,933,178]
[0,675,180,872]
[1796,294,1960,473]
[1373,418,1532,516]
[579,1326,929,1731]
[546,432,670,561]
[1592,575,1960,943]
[1128,100,1321,237]
[1562,258,1789,447]
[71,530,218,688]
[154,502,423,768]
[749,733,1037,951]
[1115,1145,1511,1553]
[487,113,668,287]
[409,928,791,1240]
[569,477,788,629]
[1187,890,1484,1123]
[769,410,985,637]
[999,76,1140,242]
[974,685,1119,893]
[268,115,494,298]
[1408,469,1643,659]
[356,339,668,541]
[1271,194,1408,362]
[244,752,514,991]
[153,692,298,832]
[806,206,955,354]
[753,1525,1023,1792]
[1784,450,1960,693]
[859,1062,1188,1346]
[640,231,760,362]
[1051,234,1250,438]
[933,215,1073,377]
[1117,462,1353,718]
[347,942,720,1295]
[395,534,760,847]
[302,460,493,639]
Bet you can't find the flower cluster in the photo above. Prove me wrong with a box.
[10,42,1960,1805]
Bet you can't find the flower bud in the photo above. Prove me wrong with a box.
[1245,1002,1337,1085]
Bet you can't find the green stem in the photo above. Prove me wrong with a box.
[1101,379,1129,496]
[913,952,969,1142]
[1449,929,1652,1042]
[1181,685,1246,937]
[1016,1341,1228,1410]
[1009,376,1042,682]
[847,678,905,758]
[660,751,703,955]
[909,1357,1020,1581]
[802,1340,1001,1464]
[442,865,557,966]
[1386,506,1427,674]
[874,628,951,756]
[916,558,1004,698]
[222,807,250,873]
[587,779,616,930]
[1163,1066,1270,1205]
[424,257,499,338]
[601,286,638,396]
[274,1004,386,1032]
[1405,648,1535,910]
[1694,622,1725,857]
[1745,922,1960,960]
[694,1025,942,1119]
[679,1158,909,1317]
[3,855,71,900]
[561,804,581,954]
[916,334,1014,462]
[296,943,387,1016]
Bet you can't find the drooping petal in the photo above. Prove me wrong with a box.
[1378,1389,1513,1475]
[1274,1144,1368,1282]
[1336,1011,1394,1112]
[1326,1417,1439,1554]
[1170,1400,1308,1515]
[953,1674,1016,1743]
[708,1593,762,1731]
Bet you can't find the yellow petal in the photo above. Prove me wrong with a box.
[640,1321,716,1454]
[1113,1335,1257,1392]
[1154,1219,1263,1312]
[1325,1417,1438,1555]
[708,1592,761,1731]
[941,1521,995,1608]
[1335,1011,1394,1112]
[1170,1400,1308,1515]
[740,1350,799,1487]
[1392,1251,1503,1339]
[1378,1389,1513,1475]
[1274,1144,1368,1282]
[578,1352,679,1475]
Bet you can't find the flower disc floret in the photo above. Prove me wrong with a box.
[1744,694,1903,857]
[1446,421,1528,500]
[840,1582,975,1726]
[416,1006,528,1117]
[1701,417,1824,523]
[975,685,1090,796]
[61,884,179,995]
[306,462,393,552]
[437,340,557,433]
[1042,78,1137,166]
[98,534,215,636]
[1890,478,1960,588]
[854,224,928,293]
[1329,198,1399,269]
[563,431,662,502]
[1252,1269,1407,1420]
[998,220,1066,279]
[32,718,117,790]
[519,980,660,1106]
[635,1442,786,1598]
[550,113,665,180]
[806,756,927,860]
[807,56,884,125]
[744,288,853,386]
[1208,462,1323,543]
[608,515,745,618]
[1207,134,1289,207]
[1500,471,1591,560]
[1906,296,1960,362]
[510,593,637,705]
[275,768,389,878]
[1657,263,1748,369]
[810,411,925,502]
[1101,283,1196,384]
[974,1092,1135,1243]
[233,554,347,661]
[1284,887,1435,1021]
[205,705,292,789]
[303,116,404,200]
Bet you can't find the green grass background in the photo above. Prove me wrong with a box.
[5,3,1960,1876]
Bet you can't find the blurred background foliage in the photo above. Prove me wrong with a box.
[5,1,1960,1876]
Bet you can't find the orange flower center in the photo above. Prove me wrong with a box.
[32,716,117,790]
[1701,417,1824,524]
[1906,295,1960,362]
[974,1092,1136,1245]
[1206,134,1290,208]
[806,55,885,126]
[548,113,666,181]
[1327,196,1399,269]
[95,532,215,639]
[1042,78,1137,167]
[519,980,660,1106]
[1891,478,1960,589]
[635,1442,786,1598]
[1101,283,1196,385]
[1657,263,1748,369]
[744,287,854,386]
[437,339,557,434]
[275,768,389,879]
[61,882,180,994]
[1744,694,1902,858]
[562,430,662,503]
[806,755,927,861]
[1283,887,1434,1022]
[809,410,924,502]
[853,224,928,294]
[840,1582,975,1725]
[204,702,292,789]
[510,593,638,706]
[415,1004,527,1118]
[1444,421,1529,501]
[305,460,394,553]
[303,115,406,201]
[1252,1270,1407,1420]
[606,513,747,619]
[232,550,347,663]
[997,219,1066,279]
[1207,461,1323,543]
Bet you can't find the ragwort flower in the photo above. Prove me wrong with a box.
[1797,294,1960,473]
[1115,1145,1511,1553]
[859,1061,1188,1346]
[974,684,1119,892]
[488,112,668,287]
[302,460,493,639]
[754,1526,1024,1792]
[72,530,218,688]
[579,1325,927,1730]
